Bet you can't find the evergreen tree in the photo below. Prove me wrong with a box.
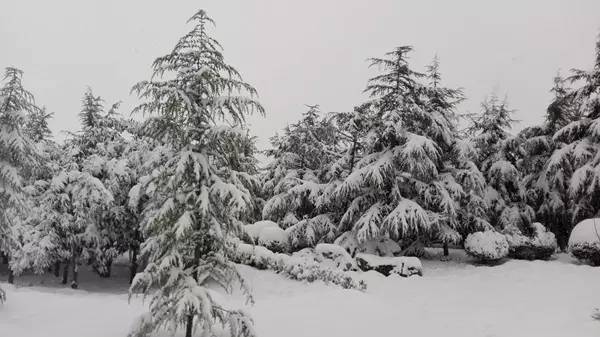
[0,67,39,290]
[547,34,600,228]
[25,106,53,143]
[128,10,263,337]
[468,95,535,235]
[262,105,340,249]
[334,47,481,252]
[519,73,581,248]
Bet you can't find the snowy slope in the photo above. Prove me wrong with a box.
[1,252,599,337]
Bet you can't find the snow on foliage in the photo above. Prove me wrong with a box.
[355,253,423,277]
[568,218,600,265]
[128,10,263,337]
[231,239,366,290]
[464,231,509,262]
[503,223,557,260]
[314,243,357,271]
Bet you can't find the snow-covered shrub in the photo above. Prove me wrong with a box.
[504,223,557,260]
[0,287,5,303]
[258,226,289,253]
[244,220,278,242]
[568,219,600,266]
[315,243,357,271]
[464,231,509,263]
[291,246,357,272]
[334,232,360,256]
[243,220,290,253]
[355,253,422,277]
[231,239,366,290]
[333,233,404,258]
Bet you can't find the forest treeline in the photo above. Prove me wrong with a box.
[1,9,599,337]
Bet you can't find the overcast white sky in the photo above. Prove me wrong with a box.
[1,0,599,150]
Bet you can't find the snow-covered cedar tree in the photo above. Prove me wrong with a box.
[0,67,40,290]
[31,168,113,288]
[464,230,509,263]
[547,35,600,236]
[262,105,340,250]
[503,222,557,260]
[64,89,147,279]
[519,73,582,249]
[128,10,264,337]
[334,48,486,255]
[467,95,536,236]
[568,218,600,266]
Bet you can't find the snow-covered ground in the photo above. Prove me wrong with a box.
[1,251,599,337]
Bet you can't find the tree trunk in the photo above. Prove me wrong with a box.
[54,262,61,277]
[443,242,449,256]
[185,244,202,337]
[7,268,14,284]
[1,253,8,264]
[129,246,138,285]
[348,136,358,173]
[62,261,69,285]
[99,259,113,278]
[71,255,79,289]
[185,315,194,337]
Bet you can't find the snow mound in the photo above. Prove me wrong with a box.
[244,220,279,242]
[465,231,509,263]
[504,223,557,260]
[334,233,402,257]
[568,218,600,266]
[231,239,366,290]
[258,227,289,253]
[315,243,357,271]
[244,221,289,253]
[355,253,422,277]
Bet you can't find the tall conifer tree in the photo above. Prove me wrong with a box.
[129,10,263,337]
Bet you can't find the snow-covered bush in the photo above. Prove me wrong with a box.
[243,220,290,253]
[334,232,360,256]
[244,220,278,242]
[464,231,509,263]
[568,219,600,266]
[355,253,423,277]
[258,227,289,253]
[315,243,357,271]
[504,223,557,260]
[334,233,403,257]
[231,239,366,290]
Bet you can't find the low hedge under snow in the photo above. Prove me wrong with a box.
[503,223,557,260]
[464,231,509,263]
[568,218,600,266]
[230,239,367,290]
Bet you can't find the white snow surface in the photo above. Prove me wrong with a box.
[1,251,599,337]
[569,218,600,247]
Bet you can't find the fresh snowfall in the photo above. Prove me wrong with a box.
[1,8,600,337]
